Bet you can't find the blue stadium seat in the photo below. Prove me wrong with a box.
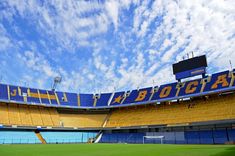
[175,132,186,144]
[227,129,235,142]
[20,87,28,101]
[96,93,112,107]
[204,71,231,92]
[40,131,97,144]
[213,130,228,144]
[80,94,94,107]
[100,133,112,143]
[100,130,233,145]
[56,91,69,106]
[27,88,41,104]
[61,93,79,107]
[178,79,202,97]
[110,91,125,106]
[100,133,145,144]
[199,130,213,144]
[185,131,200,144]
[145,132,177,144]
[122,87,152,105]
[9,85,24,102]
[122,90,139,104]
[56,92,78,107]
[0,131,40,144]
[48,90,58,106]
[39,89,50,105]
[0,84,8,101]
[151,83,178,101]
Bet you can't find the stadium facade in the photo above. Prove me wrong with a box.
[0,69,235,144]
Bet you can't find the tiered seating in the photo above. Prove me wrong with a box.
[19,105,33,125]
[100,130,235,144]
[29,106,43,126]
[106,94,235,127]
[0,102,107,128]
[49,108,60,126]
[198,131,213,144]
[100,133,145,143]
[59,113,107,128]
[0,69,234,108]
[95,93,112,107]
[0,103,60,127]
[8,104,21,125]
[0,131,40,144]
[39,107,53,126]
[0,103,9,124]
[40,132,97,143]
[145,132,180,144]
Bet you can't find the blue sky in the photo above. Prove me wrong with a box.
[0,0,234,93]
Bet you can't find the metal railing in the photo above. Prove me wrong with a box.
[0,139,40,144]
[45,139,90,144]
[0,138,91,144]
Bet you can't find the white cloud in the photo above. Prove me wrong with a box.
[0,24,12,51]
[4,0,112,52]
[0,36,11,51]
[105,0,119,31]
[19,50,57,78]
[0,0,234,94]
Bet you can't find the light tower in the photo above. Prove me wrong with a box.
[52,76,62,91]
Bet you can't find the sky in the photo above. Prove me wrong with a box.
[0,0,234,94]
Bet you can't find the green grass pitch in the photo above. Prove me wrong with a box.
[0,144,235,156]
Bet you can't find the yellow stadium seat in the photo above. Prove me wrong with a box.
[0,103,9,124]
[8,104,21,125]
[106,94,235,127]
[29,106,43,126]
[0,103,60,127]
[59,113,107,128]
[39,107,54,126]
[48,108,60,127]
[1,93,234,129]
[19,104,33,125]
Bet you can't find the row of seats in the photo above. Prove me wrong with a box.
[0,69,234,108]
[106,94,235,127]
[0,94,234,128]
[0,102,108,128]
[59,113,107,128]
[0,129,234,144]
[0,131,40,144]
[100,133,145,143]
[0,131,98,144]
[100,129,235,144]
[40,132,97,143]
[0,103,60,126]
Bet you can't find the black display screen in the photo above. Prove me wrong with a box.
[173,55,207,74]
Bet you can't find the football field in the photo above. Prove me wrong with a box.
[0,144,235,156]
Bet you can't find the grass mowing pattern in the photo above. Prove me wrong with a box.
[0,144,235,156]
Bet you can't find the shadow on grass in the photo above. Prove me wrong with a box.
[211,147,235,156]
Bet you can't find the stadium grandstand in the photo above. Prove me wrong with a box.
[0,62,235,145]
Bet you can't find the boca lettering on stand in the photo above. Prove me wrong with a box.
[185,81,198,94]
[135,90,147,102]
[211,74,229,89]
[159,86,172,98]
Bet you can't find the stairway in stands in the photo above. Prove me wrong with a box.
[35,131,46,144]
[94,110,112,143]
